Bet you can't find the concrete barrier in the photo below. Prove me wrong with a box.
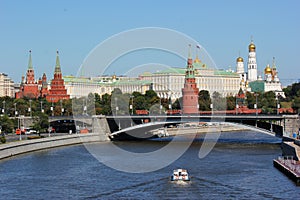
[0,133,103,160]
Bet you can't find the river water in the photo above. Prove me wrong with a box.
[1,131,300,199]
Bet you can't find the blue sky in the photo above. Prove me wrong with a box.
[0,0,299,86]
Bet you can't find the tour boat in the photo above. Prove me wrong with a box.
[171,169,190,181]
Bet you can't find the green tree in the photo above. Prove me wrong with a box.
[226,96,236,110]
[198,90,211,111]
[0,115,14,133]
[212,91,226,111]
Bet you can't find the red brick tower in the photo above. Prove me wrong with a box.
[16,50,39,99]
[40,73,48,98]
[46,51,70,102]
[182,45,199,114]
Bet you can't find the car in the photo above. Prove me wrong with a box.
[25,129,37,135]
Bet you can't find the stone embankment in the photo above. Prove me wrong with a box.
[0,133,104,160]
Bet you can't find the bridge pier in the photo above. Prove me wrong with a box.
[281,115,300,137]
[92,115,110,141]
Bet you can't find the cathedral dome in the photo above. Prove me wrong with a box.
[264,64,272,74]
[249,43,256,51]
[236,57,243,62]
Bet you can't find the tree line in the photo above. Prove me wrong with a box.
[1,82,299,134]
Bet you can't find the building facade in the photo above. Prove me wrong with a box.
[63,75,151,98]
[0,73,14,97]
[236,40,285,97]
[140,55,240,100]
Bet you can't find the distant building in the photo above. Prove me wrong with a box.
[63,75,151,98]
[46,51,70,102]
[140,51,240,100]
[0,73,14,97]
[236,40,285,97]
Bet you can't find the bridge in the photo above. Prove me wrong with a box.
[104,114,286,139]
[26,113,298,140]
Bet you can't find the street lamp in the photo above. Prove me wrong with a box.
[2,100,5,114]
[159,97,162,115]
[14,103,17,117]
[83,98,87,115]
[276,94,280,115]
[40,101,44,113]
[235,96,238,115]
[254,93,259,116]
[130,95,134,115]
[168,92,172,114]
[28,99,32,117]
[50,100,54,116]
[60,100,64,116]
[115,97,120,130]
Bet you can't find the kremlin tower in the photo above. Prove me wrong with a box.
[247,39,258,82]
[182,45,199,114]
[46,51,70,102]
[16,51,39,99]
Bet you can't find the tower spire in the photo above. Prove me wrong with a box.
[55,50,61,73]
[188,44,192,59]
[272,57,276,69]
[28,50,33,70]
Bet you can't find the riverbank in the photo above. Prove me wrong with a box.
[0,133,103,160]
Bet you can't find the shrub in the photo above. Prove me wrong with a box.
[0,136,6,143]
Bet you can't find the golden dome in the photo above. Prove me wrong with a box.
[236,57,243,62]
[194,56,201,63]
[249,42,256,51]
[112,74,116,79]
[264,64,272,74]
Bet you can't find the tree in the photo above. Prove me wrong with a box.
[212,91,226,111]
[226,96,236,110]
[0,115,14,133]
[198,90,211,111]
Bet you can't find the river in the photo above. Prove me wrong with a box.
[1,131,299,199]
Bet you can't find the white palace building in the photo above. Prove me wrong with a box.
[59,40,285,100]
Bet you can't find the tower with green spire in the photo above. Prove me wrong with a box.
[46,51,70,103]
[16,50,39,99]
[26,50,35,84]
[182,45,199,114]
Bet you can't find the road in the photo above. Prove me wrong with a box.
[2,132,71,143]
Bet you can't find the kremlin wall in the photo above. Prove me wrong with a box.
[0,40,285,106]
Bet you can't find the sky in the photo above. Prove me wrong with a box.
[0,0,299,86]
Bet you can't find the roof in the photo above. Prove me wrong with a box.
[249,80,265,92]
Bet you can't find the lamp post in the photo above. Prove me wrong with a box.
[115,97,120,130]
[168,91,172,114]
[14,103,16,117]
[254,93,259,116]
[130,95,134,115]
[276,94,280,115]
[83,98,87,115]
[29,99,32,117]
[2,100,5,114]
[159,97,162,115]
[235,97,238,115]
[40,101,44,113]
[51,100,54,116]
[60,99,64,116]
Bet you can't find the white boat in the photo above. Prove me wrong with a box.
[171,169,190,181]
